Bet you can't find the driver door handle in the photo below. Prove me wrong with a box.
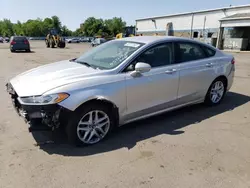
[165,69,177,74]
[206,63,213,67]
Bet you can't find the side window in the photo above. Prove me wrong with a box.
[193,32,199,38]
[202,46,216,57]
[137,43,173,68]
[207,32,213,38]
[124,43,173,72]
[174,42,206,63]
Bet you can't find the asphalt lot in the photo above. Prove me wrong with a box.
[0,41,250,188]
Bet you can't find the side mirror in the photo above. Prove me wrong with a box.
[135,62,151,73]
[130,62,151,77]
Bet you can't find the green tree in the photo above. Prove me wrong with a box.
[0,15,127,38]
[13,21,24,36]
[0,21,3,36]
[51,16,62,33]
[41,16,62,35]
[72,28,83,36]
[42,18,53,34]
[0,19,14,37]
[22,19,44,37]
[105,17,126,36]
[82,17,126,37]
[61,25,72,36]
[82,17,105,36]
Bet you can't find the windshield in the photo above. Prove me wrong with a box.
[13,36,27,41]
[76,40,144,70]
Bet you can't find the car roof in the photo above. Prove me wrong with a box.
[118,36,217,50]
[11,36,27,38]
[119,36,199,44]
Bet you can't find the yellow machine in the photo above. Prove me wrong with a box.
[116,26,136,39]
[45,29,65,48]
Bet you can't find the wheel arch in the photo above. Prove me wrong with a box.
[75,97,120,126]
[213,75,228,89]
[205,75,228,96]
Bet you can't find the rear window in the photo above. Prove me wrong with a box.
[13,37,27,41]
[174,42,207,63]
[203,46,216,57]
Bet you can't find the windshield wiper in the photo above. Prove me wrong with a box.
[69,58,77,62]
[76,60,96,69]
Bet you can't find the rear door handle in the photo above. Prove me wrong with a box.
[205,63,213,67]
[165,69,177,74]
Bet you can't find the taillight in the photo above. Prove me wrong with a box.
[24,40,29,44]
[231,58,235,64]
[10,41,16,45]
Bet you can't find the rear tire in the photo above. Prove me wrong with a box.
[59,42,65,48]
[204,78,226,106]
[66,103,114,146]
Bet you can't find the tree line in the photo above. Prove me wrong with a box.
[0,16,127,37]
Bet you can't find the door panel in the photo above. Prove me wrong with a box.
[178,59,216,102]
[124,64,179,122]
[122,42,180,122]
[174,42,216,103]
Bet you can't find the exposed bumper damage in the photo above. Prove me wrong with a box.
[6,83,69,132]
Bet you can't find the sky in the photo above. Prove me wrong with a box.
[1,0,250,30]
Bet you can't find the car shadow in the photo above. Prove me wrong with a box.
[31,92,250,156]
[12,50,35,53]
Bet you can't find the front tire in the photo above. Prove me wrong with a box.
[66,103,114,146]
[46,40,50,48]
[204,78,226,106]
[50,40,55,48]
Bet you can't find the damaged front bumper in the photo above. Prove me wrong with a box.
[6,83,69,132]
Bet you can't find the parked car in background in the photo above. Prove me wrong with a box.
[80,37,89,42]
[6,36,235,146]
[0,37,3,43]
[88,37,94,42]
[67,38,80,43]
[9,36,30,52]
[4,37,10,43]
[91,38,107,47]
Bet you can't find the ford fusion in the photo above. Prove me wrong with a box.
[6,36,235,146]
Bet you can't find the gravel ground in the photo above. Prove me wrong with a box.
[0,41,250,188]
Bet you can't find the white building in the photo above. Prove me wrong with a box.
[136,4,250,50]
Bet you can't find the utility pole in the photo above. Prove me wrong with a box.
[190,13,194,39]
[203,16,207,39]
[152,19,156,35]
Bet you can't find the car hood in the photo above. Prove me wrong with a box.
[10,60,100,96]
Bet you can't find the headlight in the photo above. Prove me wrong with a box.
[19,93,69,105]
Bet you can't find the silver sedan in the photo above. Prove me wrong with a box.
[6,36,235,146]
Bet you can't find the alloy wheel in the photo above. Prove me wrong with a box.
[77,110,110,144]
[210,81,225,104]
